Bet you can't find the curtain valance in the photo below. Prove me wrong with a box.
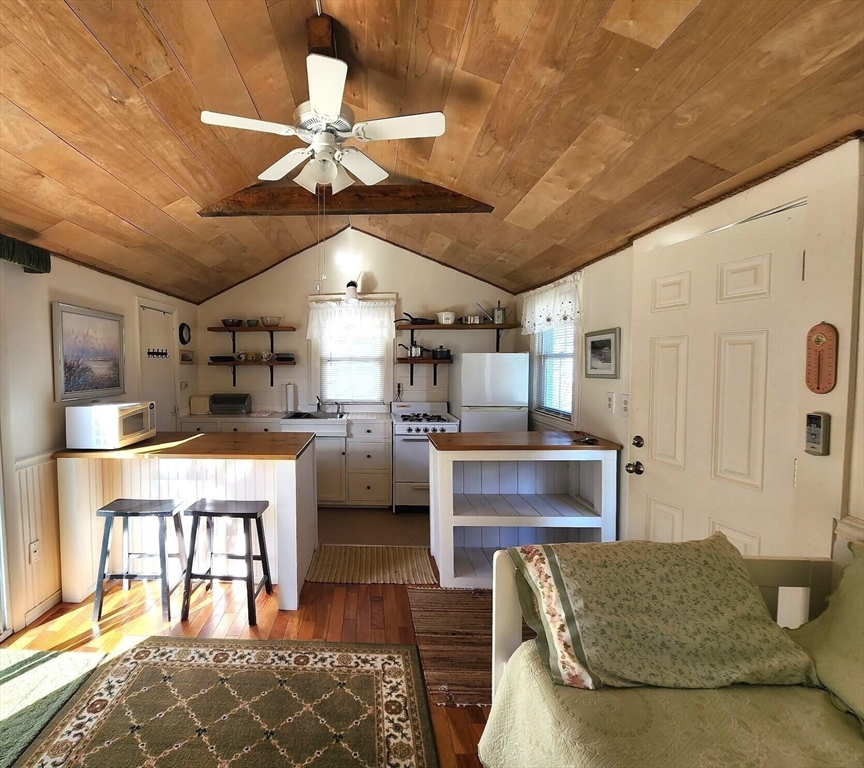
[306,300,396,341]
[520,273,581,335]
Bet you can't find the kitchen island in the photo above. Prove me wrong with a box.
[54,431,316,611]
[428,431,621,588]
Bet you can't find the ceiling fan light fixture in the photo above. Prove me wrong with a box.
[294,162,320,193]
[331,164,355,194]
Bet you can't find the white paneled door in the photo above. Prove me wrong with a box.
[629,208,807,555]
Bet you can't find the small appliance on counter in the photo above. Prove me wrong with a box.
[189,395,210,415]
[209,393,252,414]
[65,401,156,449]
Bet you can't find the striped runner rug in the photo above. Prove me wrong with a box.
[306,544,438,584]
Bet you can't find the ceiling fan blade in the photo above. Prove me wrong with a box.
[306,54,347,118]
[257,148,312,181]
[201,110,296,137]
[338,149,388,185]
[352,112,445,142]
[331,164,355,194]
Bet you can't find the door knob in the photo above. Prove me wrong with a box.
[625,461,645,475]
[632,435,644,448]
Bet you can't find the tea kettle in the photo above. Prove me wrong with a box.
[398,342,425,358]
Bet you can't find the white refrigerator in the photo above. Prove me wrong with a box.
[450,352,529,432]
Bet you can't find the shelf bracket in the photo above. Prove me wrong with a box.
[269,364,274,387]
[231,364,236,387]
[409,363,414,387]
[229,331,237,354]
[433,363,438,387]
[496,329,502,352]
[410,328,417,347]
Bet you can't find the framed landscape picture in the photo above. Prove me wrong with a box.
[584,327,621,379]
[52,302,125,402]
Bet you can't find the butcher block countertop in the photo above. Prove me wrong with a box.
[428,430,622,452]
[54,431,315,460]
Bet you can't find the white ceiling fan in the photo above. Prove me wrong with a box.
[201,54,445,194]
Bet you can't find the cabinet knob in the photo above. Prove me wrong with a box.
[366,429,371,433]
[366,486,371,490]
[341,451,345,455]
[367,454,371,458]
[264,428,269,432]
[233,428,238,432]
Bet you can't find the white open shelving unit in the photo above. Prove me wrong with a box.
[431,447,618,588]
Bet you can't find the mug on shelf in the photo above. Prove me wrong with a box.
[260,351,273,361]
[234,351,247,362]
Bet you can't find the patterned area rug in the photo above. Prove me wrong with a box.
[0,649,103,768]
[307,545,438,584]
[407,589,534,707]
[19,637,438,768]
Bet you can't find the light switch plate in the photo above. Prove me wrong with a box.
[605,392,615,414]
[620,394,630,416]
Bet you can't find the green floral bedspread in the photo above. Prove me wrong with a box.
[478,641,864,768]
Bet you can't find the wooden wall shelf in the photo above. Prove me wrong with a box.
[395,322,519,352]
[207,361,296,366]
[207,325,296,386]
[396,357,452,387]
[207,326,296,332]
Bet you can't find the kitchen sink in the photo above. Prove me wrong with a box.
[285,412,345,419]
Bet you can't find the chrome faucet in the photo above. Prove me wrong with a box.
[335,401,343,414]
[316,396,322,412]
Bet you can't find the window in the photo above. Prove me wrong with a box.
[533,325,575,419]
[320,337,386,403]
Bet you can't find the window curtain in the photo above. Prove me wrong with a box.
[520,273,581,335]
[306,300,396,341]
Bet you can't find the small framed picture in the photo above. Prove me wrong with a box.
[584,328,621,379]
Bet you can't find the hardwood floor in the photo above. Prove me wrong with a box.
[1,579,489,768]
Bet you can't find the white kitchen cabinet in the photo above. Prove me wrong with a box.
[347,440,390,471]
[316,436,346,503]
[181,421,220,433]
[219,422,277,432]
[347,472,391,503]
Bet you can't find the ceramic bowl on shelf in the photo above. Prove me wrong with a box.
[260,316,282,327]
[260,351,273,361]
[234,351,247,362]
[221,318,243,327]
[246,319,259,326]
[436,311,456,324]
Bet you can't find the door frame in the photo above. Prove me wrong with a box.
[137,297,178,429]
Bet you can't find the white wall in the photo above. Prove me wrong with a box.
[197,228,517,411]
[0,256,197,629]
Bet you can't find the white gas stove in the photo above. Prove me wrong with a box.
[391,402,460,435]
[391,402,459,512]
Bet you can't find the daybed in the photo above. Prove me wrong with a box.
[479,542,864,768]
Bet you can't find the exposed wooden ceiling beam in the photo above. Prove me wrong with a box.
[198,183,494,217]
[306,14,336,58]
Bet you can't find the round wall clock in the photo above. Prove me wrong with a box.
[178,322,192,346]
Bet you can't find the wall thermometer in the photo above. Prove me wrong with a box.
[805,322,838,394]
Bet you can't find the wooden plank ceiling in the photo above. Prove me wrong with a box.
[0,0,862,303]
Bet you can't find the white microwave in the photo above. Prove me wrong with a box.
[65,401,157,449]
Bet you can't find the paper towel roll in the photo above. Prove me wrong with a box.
[285,382,297,413]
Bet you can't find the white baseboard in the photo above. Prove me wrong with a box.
[24,590,61,627]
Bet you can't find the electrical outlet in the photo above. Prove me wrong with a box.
[620,394,631,416]
[29,540,41,563]
[605,392,615,414]
[180,380,188,390]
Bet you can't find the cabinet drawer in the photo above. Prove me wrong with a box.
[348,473,391,503]
[219,422,277,432]
[348,421,390,439]
[347,441,391,471]
[181,421,219,433]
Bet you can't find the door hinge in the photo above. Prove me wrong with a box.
[793,457,798,487]
[801,250,806,281]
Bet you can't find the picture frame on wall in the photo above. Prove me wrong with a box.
[584,327,621,379]
[52,301,125,402]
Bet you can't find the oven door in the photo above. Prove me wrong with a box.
[394,434,431,483]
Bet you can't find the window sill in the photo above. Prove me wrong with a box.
[530,410,574,432]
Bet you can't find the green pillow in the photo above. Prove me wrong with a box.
[509,533,816,689]
[789,541,864,720]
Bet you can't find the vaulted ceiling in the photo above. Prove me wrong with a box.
[0,0,862,303]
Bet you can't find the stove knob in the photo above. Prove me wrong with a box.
[423,427,429,433]
[406,427,413,433]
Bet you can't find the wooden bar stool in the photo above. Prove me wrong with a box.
[181,499,273,626]
[93,499,187,622]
